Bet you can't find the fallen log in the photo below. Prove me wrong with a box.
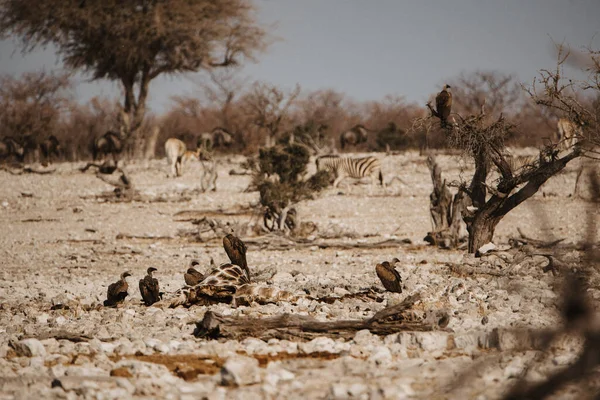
[194,293,443,341]
[515,227,565,248]
[244,237,413,251]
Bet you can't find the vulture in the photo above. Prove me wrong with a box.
[375,258,403,293]
[104,271,132,307]
[139,267,160,306]
[184,263,205,286]
[435,84,452,128]
[223,234,250,281]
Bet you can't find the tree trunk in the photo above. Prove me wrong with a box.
[427,155,453,230]
[144,126,160,160]
[425,155,467,248]
[467,212,501,253]
[470,151,488,208]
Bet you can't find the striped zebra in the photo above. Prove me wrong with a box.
[316,155,384,188]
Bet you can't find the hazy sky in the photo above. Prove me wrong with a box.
[0,0,598,113]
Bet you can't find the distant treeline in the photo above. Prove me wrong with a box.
[0,70,566,163]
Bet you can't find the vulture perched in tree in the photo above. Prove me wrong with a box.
[223,234,250,281]
[139,267,160,306]
[435,84,452,128]
[375,258,403,293]
[104,271,132,307]
[184,261,205,287]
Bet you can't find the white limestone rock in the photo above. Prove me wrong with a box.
[220,356,261,387]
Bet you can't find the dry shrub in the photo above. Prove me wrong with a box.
[253,143,330,233]
[0,71,71,160]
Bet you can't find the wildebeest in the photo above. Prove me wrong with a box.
[197,127,234,151]
[39,135,61,166]
[92,131,123,162]
[0,137,25,163]
[165,138,201,177]
[339,124,369,150]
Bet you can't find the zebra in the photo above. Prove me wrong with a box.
[339,124,369,150]
[316,155,384,188]
[92,131,123,162]
[165,138,201,177]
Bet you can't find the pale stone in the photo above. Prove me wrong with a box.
[11,339,46,357]
[220,356,261,387]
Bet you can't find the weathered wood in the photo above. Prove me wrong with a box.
[427,155,453,231]
[244,237,413,251]
[194,293,440,341]
[516,228,566,248]
[173,208,254,220]
[425,155,467,248]
[368,293,421,323]
[195,311,437,341]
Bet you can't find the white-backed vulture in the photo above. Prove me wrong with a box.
[139,267,160,306]
[104,271,132,307]
[435,84,452,128]
[375,258,402,293]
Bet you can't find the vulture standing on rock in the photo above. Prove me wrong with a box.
[375,258,403,293]
[139,267,160,306]
[104,271,132,307]
[223,234,250,281]
[435,84,452,128]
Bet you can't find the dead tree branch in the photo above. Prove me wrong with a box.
[194,293,441,341]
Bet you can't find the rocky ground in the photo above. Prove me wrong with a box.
[0,151,598,399]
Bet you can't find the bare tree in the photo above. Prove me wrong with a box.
[416,46,598,253]
[294,89,356,147]
[62,96,121,161]
[525,43,599,148]
[242,82,301,147]
[0,71,71,162]
[0,0,270,155]
[526,43,600,198]
[447,70,524,117]
[195,69,247,132]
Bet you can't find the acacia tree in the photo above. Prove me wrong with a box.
[419,46,598,253]
[0,0,269,153]
[196,69,247,133]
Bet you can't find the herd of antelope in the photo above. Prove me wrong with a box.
[0,116,592,194]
